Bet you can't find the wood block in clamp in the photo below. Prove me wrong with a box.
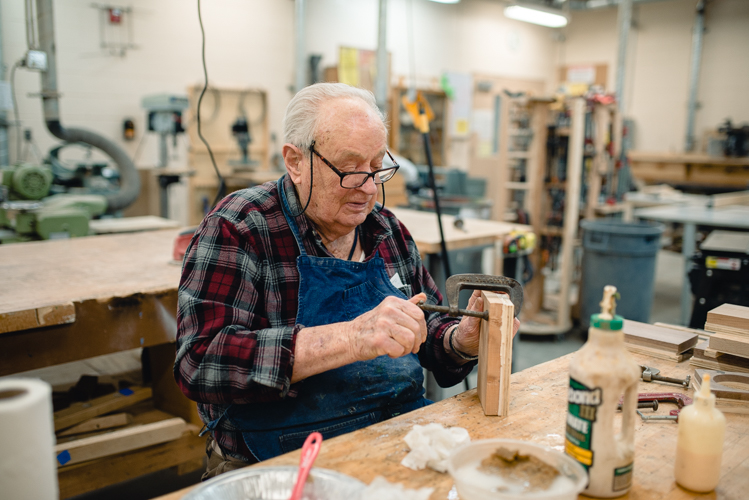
[477,292,515,417]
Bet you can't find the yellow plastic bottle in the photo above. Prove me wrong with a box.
[674,374,726,492]
[565,286,641,498]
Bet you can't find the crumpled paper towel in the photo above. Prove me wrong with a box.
[400,423,470,472]
[359,476,434,500]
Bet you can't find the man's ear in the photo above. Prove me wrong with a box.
[282,144,305,184]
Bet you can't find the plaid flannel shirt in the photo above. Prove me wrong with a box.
[175,175,474,460]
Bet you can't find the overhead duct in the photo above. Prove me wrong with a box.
[35,0,139,212]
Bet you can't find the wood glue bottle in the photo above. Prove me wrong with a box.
[674,373,725,492]
[565,285,640,498]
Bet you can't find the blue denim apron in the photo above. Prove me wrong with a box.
[205,178,428,461]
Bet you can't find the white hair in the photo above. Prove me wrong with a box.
[283,83,387,148]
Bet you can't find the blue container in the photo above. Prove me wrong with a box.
[579,219,665,329]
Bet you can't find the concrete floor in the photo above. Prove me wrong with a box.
[69,250,685,500]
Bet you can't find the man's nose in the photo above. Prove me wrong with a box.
[358,174,379,194]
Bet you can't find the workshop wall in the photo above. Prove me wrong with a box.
[2,0,295,170]
[563,0,749,152]
[306,0,558,88]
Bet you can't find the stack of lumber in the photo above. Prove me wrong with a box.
[692,304,749,373]
[53,386,190,468]
[622,320,699,361]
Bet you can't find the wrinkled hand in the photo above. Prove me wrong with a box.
[348,293,428,360]
[451,290,521,357]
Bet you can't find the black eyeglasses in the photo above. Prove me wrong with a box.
[309,142,399,189]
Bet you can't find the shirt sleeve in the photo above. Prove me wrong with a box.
[174,214,298,405]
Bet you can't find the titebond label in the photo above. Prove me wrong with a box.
[565,377,601,470]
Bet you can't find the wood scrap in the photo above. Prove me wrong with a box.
[690,341,749,374]
[709,333,749,359]
[705,304,749,334]
[57,413,132,437]
[693,369,749,401]
[622,320,698,354]
[55,417,186,468]
[478,292,514,417]
[54,386,152,431]
[653,322,711,341]
[625,343,692,362]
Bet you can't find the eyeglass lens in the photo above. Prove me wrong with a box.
[340,168,397,188]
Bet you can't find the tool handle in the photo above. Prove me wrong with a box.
[289,432,322,500]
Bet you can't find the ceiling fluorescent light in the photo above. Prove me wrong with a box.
[428,0,461,3]
[504,4,568,28]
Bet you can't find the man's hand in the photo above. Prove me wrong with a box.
[348,293,428,360]
[447,290,521,360]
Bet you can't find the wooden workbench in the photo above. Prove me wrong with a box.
[391,207,531,276]
[0,229,206,498]
[628,151,749,188]
[157,351,748,500]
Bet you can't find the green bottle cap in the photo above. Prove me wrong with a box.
[591,313,624,330]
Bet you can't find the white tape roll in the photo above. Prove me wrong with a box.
[0,378,58,500]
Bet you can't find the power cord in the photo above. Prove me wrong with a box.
[196,0,225,208]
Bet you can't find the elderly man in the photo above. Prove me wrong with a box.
[175,82,518,478]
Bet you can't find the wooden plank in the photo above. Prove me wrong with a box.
[55,417,186,467]
[0,303,76,335]
[477,292,514,417]
[57,413,133,437]
[556,97,584,331]
[625,343,692,362]
[89,216,181,234]
[57,428,204,499]
[54,386,152,431]
[709,333,749,359]
[691,341,749,374]
[706,304,749,332]
[622,320,699,354]
[712,190,749,208]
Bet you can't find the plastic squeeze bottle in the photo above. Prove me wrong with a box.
[565,285,641,498]
[674,374,726,492]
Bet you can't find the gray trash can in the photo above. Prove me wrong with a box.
[579,219,665,329]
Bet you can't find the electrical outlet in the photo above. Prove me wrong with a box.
[25,50,48,71]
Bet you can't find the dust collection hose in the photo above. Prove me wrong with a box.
[35,0,139,212]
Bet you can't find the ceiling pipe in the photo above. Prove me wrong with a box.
[375,0,388,114]
[295,0,306,92]
[35,0,139,212]
[685,0,706,152]
[0,3,9,166]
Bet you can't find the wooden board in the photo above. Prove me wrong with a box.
[693,369,749,401]
[58,426,204,499]
[691,341,749,374]
[709,332,749,359]
[89,216,182,234]
[706,303,749,333]
[623,320,699,354]
[0,302,76,335]
[477,292,514,417]
[55,417,186,467]
[57,413,133,437]
[625,343,692,362]
[54,386,152,431]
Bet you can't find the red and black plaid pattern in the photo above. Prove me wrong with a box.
[175,175,473,460]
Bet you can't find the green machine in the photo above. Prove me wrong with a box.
[0,163,107,243]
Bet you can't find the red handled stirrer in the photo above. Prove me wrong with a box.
[288,432,323,500]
